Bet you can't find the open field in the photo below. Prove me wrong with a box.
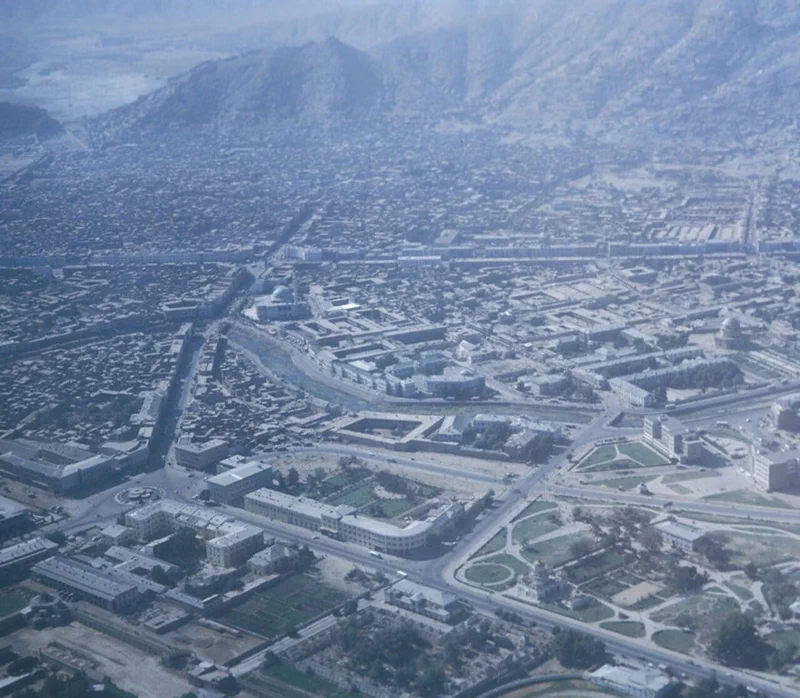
[711,531,800,567]
[218,574,349,638]
[539,600,615,623]
[595,475,657,490]
[653,629,696,654]
[521,533,597,568]
[513,500,557,522]
[599,621,646,638]
[564,550,627,584]
[704,490,794,509]
[513,512,562,545]
[251,661,361,698]
[579,445,618,468]
[473,528,507,558]
[465,563,513,585]
[501,678,621,698]
[0,586,34,616]
[651,594,738,629]
[617,442,669,466]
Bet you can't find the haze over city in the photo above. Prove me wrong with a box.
[2,3,800,698]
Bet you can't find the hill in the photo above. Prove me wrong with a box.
[93,0,800,149]
[0,102,63,141]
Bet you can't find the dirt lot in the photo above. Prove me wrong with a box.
[166,619,262,665]
[612,581,662,608]
[11,622,194,698]
[273,449,500,497]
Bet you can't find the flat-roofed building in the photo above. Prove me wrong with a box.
[32,556,139,611]
[654,520,706,552]
[753,451,800,491]
[206,527,264,568]
[247,543,298,575]
[174,439,229,470]
[207,461,273,505]
[0,536,58,574]
[384,579,465,624]
[590,665,675,698]
[0,494,30,538]
[244,488,462,555]
[643,415,703,463]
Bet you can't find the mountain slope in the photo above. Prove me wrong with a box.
[96,0,800,147]
[0,102,63,140]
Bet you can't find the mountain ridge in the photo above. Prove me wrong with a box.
[92,0,800,149]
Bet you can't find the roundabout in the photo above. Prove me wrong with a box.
[115,485,163,506]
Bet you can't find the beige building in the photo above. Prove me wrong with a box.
[643,415,703,463]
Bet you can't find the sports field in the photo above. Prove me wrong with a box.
[218,574,349,638]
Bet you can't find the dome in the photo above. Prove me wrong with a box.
[720,316,741,337]
[271,285,294,303]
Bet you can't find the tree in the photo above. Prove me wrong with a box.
[151,565,170,586]
[709,611,767,668]
[46,531,67,546]
[696,535,731,569]
[638,527,663,552]
[341,599,358,616]
[744,561,759,580]
[549,630,606,669]
[197,489,210,501]
[569,539,594,559]
[287,467,299,491]
[669,564,708,593]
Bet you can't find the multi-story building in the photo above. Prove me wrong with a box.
[0,495,30,539]
[0,537,58,575]
[654,520,705,552]
[206,527,264,568]
[753,451,800,491]
[244,488,462,555]
[206,461,273,505]
[384,579,465,624]
[643,416,703,463]
[174,439,229,470]
[31,556,139,611]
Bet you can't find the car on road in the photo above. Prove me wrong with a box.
[312,534,320,540]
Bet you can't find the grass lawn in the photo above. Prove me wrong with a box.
[652,629,696,654]
[652,595,738,629]
[582,458,643,473]
[578,445,618,469]
[328,484,378,508]
[465,563,513,585]
[712,531,800,567]
[663,470,721,484]
[629,595,666,612]
[473,528,507,558]
[262,663,360,698]
[595,475,657,491]
[704,490,794,509]
[581,576,629,600]
[512,512,561,545]
[521,533,597,568]
[766,630,800,660]
[378,497,417,518]
[218,574,349,638]
[618,441,669,466]
[724,582,754,601]
[513,499,557,522]
[503,679,622,698]
[482,553,531,578]
[600,621,646,638]
[540,600,615,623]
[565,550,627,584]
[0,587,34,616]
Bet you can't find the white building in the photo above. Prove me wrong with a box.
[174,439,229,470]
[206,527,265,568]
[206,461,273,504]
[590,665,675,698]
[654,520,705,552]
[244,488,461,555]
